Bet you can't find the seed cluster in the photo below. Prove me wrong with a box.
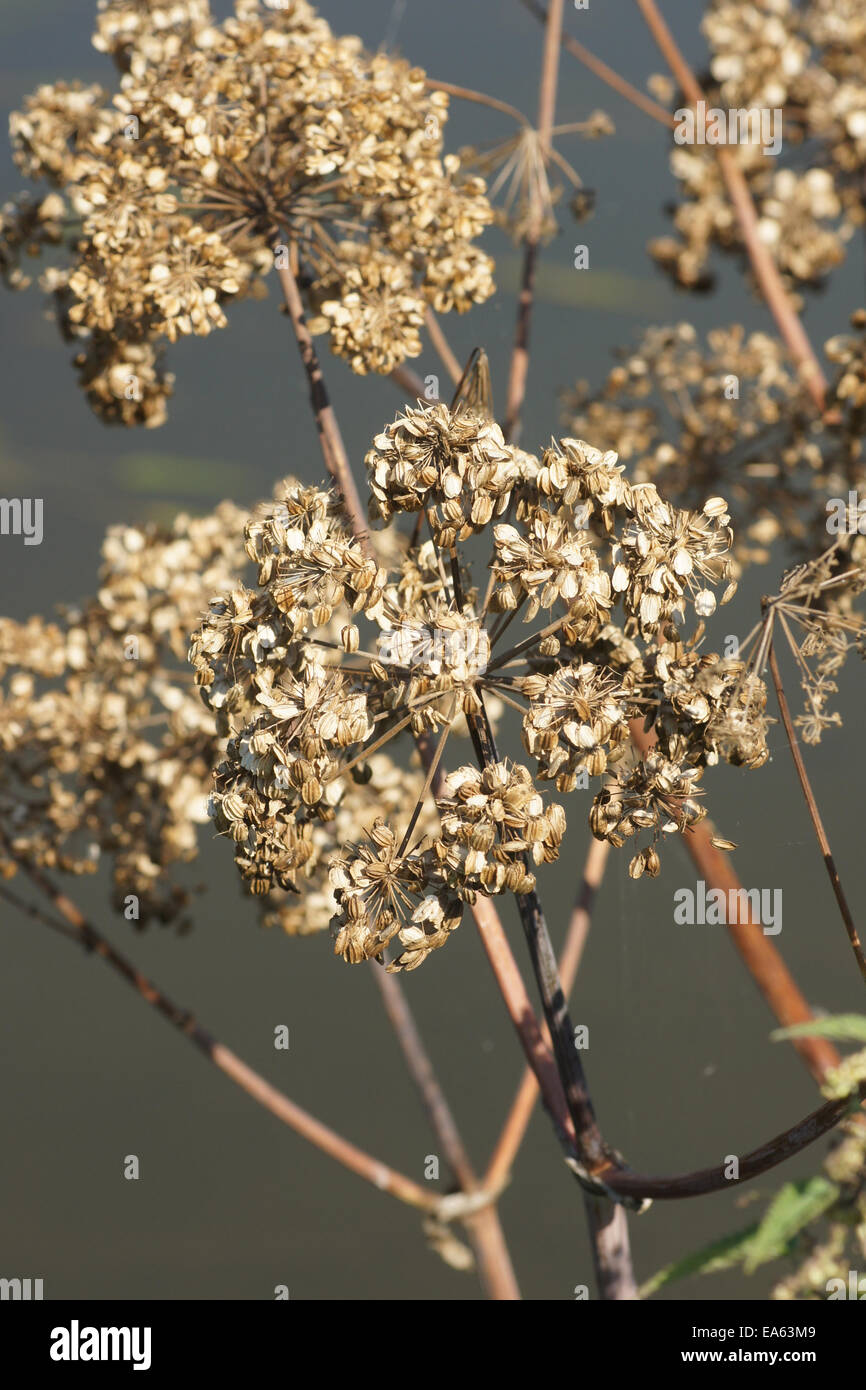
[183,391,775,971]
[651,0,866,295]
[1,0,494,423]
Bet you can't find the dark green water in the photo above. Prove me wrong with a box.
[1,0,864,1300]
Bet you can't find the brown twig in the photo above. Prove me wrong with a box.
[584,1196,638,1299]
[598,1085,866,1200]
[424,78,528,129]
[629,718,842,1084]
[482,836,637,1301]
[519,0,676,129]
[425,307,463,387]
[274,253,369,541]
[485,837,609,1191]
[369,966,520,1299]
[0,857,435,1215]
[632,0,829,415]
[274,286,522,1295]
[389,363,427,399]
[768,642,866,985]
[504,0,564,443]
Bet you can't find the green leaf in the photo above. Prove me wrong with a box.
[772,1015,866,1045]
[640,1174,842,1296]
[743,1177,839,1274]
[639,1223,761,1298]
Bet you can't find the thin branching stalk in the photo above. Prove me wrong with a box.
[425,307,463,387]
[274,254,369,541]
[425,79,529,129]
[390,363,427,398]
[520,0,677,128]
[504,0,564,443]
[629,718,843,1084]
[632,0,830,415]
[768,643,866,986]
[0,856,436,1215]
[486,837,609,1191]
[369,967,520,1299]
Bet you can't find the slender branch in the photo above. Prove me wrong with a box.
[486,837,609,1190]
[519,0,676,129]
[389,363,427,399]
[465,691,615,1185]
[425,307,463,387]
[467,890,581,1161]
[768,642,866,985]
[598,1085,866,1200]
[424,78,528,129]
[632,0,829,415]
[482,836,636,1301]
[0,854,436,1215]
[584,1196,638,1300]
[274,253,369,542]
[369,966,520,1299]
[629,718,842,1084]
[504,0,564,443]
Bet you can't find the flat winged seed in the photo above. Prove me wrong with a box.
[317,711,339,741]
[702,496,728,517]
[639,592,661,626]
[694,590,716,617]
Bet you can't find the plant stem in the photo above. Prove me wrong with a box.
[519,0,676,128]
[0,862,435,1215]
[369,966,520,1299]
[632,0,829,415]
[504,0,564,443]
[584,1196,638,1300]
[486,836,609,1189]
[483,835,636,1301]
[768,642,866,985]
[424,78,529,129]
[390,363,426,398]
[629,718,843,1084]
[274,254,369,542]
[425,307,463,387]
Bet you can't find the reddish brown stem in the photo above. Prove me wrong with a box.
[274,255,369,541]
[630,719,841,1084]
[632,0,829,414]
[520,0,676,128]
[369,966,521,1299]
[425,307,463,387]
[0,862,435,1214]
[486,837,609,1190]
[768,643,866,986]
[504,0,564,443]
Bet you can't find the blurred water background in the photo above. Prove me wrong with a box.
[1,0,864,1300]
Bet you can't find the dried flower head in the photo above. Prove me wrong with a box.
[2,0,494,421]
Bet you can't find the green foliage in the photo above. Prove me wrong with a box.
[639,1224,762,1298]
[772,1015,866,1045]
[641,1176,840,1296]
[742,1177,839,1274]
